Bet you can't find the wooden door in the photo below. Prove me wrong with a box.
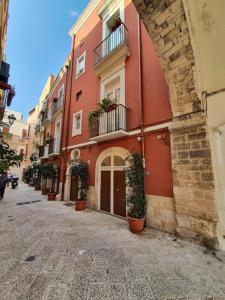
[100,171,111,213]
[70,175,78,201]
[113,171,126,217]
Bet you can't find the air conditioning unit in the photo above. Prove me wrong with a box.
[0,60,10,83]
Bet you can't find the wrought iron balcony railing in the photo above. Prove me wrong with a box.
[0,60,10,83]
[89,104,128,138]
[93,23,128,66]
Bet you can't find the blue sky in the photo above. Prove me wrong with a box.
[6,0,90,120]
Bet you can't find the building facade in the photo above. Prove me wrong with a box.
[56,0,175,231]
[32,0,225,250]
[0,0,14,122]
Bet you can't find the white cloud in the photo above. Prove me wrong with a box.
[69,10,79,18]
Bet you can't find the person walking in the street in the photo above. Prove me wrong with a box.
[0,172,8,200]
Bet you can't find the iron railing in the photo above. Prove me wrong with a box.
[89,104,128,138]
[0,60,10,83]
[93,22,128,65]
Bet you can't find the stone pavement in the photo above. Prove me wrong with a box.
[0,183,225,300]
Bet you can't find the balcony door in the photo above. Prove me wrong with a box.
[54,120,61,153]
[100,154,126,217]
[99,79,121,135]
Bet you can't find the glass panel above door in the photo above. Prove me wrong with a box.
[101,156,111,166]
[114,156,125,166]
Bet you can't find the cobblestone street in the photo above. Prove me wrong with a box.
[0,183,225,300]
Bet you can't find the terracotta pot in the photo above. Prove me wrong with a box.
[75,200,86,211]
[48,192,57,201]
[34,185,41,191]
[128,217,145,233]
[42,188,49,195]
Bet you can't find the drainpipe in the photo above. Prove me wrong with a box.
[137,15,146,164]
[137,13,147,220]
[61,34,76,201]
[59,60,70,198]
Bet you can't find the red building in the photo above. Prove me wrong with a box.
[49,0,175,233]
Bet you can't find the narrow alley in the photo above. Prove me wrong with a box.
[0,184,225,299]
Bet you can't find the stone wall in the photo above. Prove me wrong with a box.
[146,195,176,234]
[132,0,218,248]
[133,0,201,116]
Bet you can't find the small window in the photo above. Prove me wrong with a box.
[72,110,82,136]
[76,52,86,78]
[76,91,82,101]
[48,104,53,119]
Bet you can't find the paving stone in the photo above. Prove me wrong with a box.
[86,282,109,300]
[0,183,225,299]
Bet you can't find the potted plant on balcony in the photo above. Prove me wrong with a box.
[100,98,117,112]
[71,160,89,211]
[125,153,146,233]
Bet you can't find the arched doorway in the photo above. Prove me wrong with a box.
[96,147,129,217]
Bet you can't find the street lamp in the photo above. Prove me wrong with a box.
[0,113,16,144]
[7,114,16,126]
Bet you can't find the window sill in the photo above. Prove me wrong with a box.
[75,71,85,80]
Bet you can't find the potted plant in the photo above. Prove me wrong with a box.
[100,98,117,112]
[40,163,58,200]
[125,153,146,233]
[71,160,89,211]
[33,163,41,191]
[47,165,58,201]
[23,167,30,184]
[40,163,51,195]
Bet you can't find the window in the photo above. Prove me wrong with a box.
[57,85,64,109]
[76,90,82,101]
[76,52,86,78]
[48,103,53,119]
[72,110,83,136]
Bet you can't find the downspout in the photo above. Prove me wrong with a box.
[137,14,145,161]
[59,60,70,198]
[137,16,145,163]
[137,13,147,218]
[61,34,76,201]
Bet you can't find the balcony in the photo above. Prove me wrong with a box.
[89,104,128,142]
[0,60,10,84]
[93,23,129,76]
[35,125,45,135]
[41,111,50,126]
[49,139,60,157]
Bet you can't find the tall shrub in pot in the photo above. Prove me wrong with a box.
[125,153,146,233]
[71,160,89,211]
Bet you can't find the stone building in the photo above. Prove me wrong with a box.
[132,0,225,249]
[0,0,15,122]
[30,0,225,250]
